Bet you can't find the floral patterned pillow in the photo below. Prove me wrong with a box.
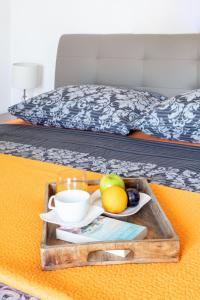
[8,85,166,135]
[138,89,200,143]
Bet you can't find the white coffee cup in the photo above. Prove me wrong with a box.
[48,190,90,223]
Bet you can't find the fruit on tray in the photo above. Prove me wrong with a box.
[100,174,125,194]
[126,188,140,207]
[102,186,128,213]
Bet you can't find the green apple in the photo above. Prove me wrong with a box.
[100,174,125,194]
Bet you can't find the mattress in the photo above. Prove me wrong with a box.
[1,120,200,300]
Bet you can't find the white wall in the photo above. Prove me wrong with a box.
[7,0,200,105]
[0,0,11,113]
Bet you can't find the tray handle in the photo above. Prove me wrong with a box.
[77,242,134,262]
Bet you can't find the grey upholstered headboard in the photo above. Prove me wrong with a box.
[55,34,200,97]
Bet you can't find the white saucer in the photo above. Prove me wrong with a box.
[90,189,151,218]
[40,205,104,228]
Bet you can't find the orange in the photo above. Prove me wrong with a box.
[102,186,128,213]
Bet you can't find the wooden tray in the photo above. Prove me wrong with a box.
[40,178,180,270]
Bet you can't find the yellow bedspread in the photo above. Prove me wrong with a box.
[0,153,200,300]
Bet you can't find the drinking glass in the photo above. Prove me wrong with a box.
[56,170,88,193]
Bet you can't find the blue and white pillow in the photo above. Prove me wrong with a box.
[139,89,200,143]
[8,84,166,135]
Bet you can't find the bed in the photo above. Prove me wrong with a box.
[0,34,200,300]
